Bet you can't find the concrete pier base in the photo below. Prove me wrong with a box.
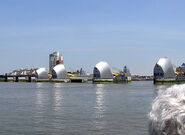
[70,77,88,83]
[51,79,70,83]
[93,79,114,84]
[35,79,50,82]
[153,78,181,84]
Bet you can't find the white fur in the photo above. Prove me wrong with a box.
[149,84,185,135]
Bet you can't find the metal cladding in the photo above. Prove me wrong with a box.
[93,61,113,79]
[35,68,49,79]
[52,64,68,79]
[154,57,175,79]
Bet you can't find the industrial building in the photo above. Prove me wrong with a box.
[93,61,132,83]
[49,51,63,73]
[9,69,36,76]
[52,64,68,79]
[123,66,132,81]
[113,66,132,82]
[93,61,113,79]
[154,57,175,79]
[35,68,49,79]
[79,68,87,76]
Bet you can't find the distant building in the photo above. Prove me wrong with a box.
[154,57,175,79]
[123,66,131,77]
[79,68,86,76]
[93,61,113,79]
[52,64,68,79]
[49,51,63,73]
[123,66,132,81]
[35,68,49,79]
[10,68,36,76]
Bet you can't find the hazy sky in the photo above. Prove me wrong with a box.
[0,0,185,75]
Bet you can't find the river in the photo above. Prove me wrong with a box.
[0,81,173,135]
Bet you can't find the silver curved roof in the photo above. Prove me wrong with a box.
[154,57,175,78]
[35,68,49,79]
[93,61,113,79]
[52,64,68,79]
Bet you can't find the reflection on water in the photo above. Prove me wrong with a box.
[53,83,63,112]
[0,81,159,135]
[95,84,106,118]
[34,83,65,133]
[35,83,45,109]
[35,83,64,112]
[93,84,107,131]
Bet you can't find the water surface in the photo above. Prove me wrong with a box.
[0,81,172,135]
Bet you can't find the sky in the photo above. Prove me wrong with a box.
[0,0,185,75]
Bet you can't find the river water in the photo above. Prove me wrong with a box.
[0,81,173,135]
